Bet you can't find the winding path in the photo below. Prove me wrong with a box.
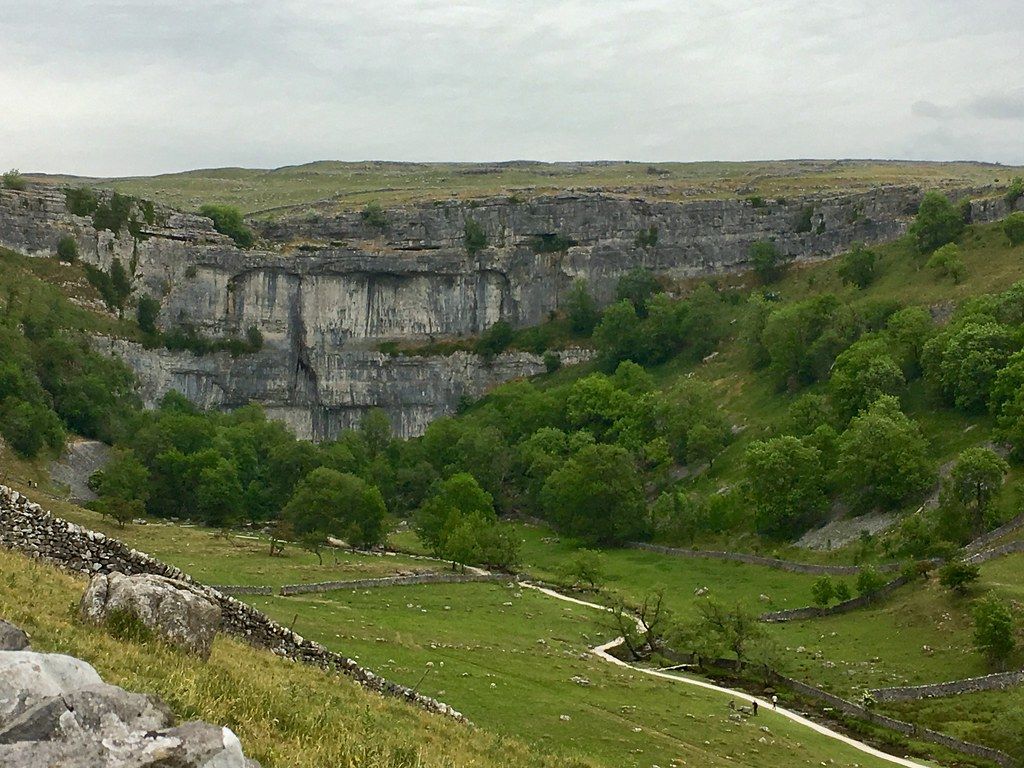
[519,582,930,768]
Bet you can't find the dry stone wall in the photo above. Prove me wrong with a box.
[771,674,1015,767]
[629,542,899,576]
[870,670,1024,703]
[279,571,505,596]
[0,484,467,722]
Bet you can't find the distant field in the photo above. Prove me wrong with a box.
[32,158,1021,218]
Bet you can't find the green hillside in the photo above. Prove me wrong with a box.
[3,189,1024,766]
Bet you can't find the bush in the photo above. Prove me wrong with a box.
[745,436,826,539]
[938,560,980,594]
[475,321,514,358]
[136,294,161,335]
[566,279,599,336]
[360,202,387,230]
[793,205,815,233]
[635,226,658,247]
[837,243,877,288]
[246,325,264,350]
[93,192,134,234]
[1004,212,1024,247]
[616,268,660,315]
[543,352,561,373]
[199,204,254,248]
[531,233,577,253]
[811,576,835,607]
[84,260,132,313]
[65,187,99,216]
[1005,177,1024,208]
[750,240,791,284]
[908,191,964,253]
[464,218,487,254]
[56,235,79,263]
[926,243,965,283]
[973,597,1016,668]
[2,169,27,191]
[856,566,887,598]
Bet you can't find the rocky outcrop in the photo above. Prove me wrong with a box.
[0,641,259,767]
[1,183,1016,438]
[80,572,222,659]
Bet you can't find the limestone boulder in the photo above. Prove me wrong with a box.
[0,618,29,650]
[0,646,258,768]
[80,572,221,659]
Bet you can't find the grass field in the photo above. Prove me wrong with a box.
[0,519,921,768]
[247,580,920,768]
[33,159,1021,217]
[0,548,591,768]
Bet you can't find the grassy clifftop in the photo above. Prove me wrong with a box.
[36,158,1022,217]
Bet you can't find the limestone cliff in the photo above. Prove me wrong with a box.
[0,183,1013,439]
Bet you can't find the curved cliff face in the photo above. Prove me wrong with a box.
[0,184,1012,439]
[93,338,591,441]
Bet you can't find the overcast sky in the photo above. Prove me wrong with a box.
[2,0,1022,177]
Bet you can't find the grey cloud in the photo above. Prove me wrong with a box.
[969,90,1024,120]
[1,0,1022,175]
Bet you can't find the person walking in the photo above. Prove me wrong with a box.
[771,694,778,709]
[752,700,759,716]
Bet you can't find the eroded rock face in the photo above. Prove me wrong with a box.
[80,573,222,659]
[1,184,1014,439]
[0,641,258,768]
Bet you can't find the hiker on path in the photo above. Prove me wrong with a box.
[771,694,778,709]
[752,700,759,715]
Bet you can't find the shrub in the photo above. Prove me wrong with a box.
[855,566,887,598]
[360,202,387,230]
[475,320,514,358]
[926,243,965,283]
[92,192,134,234]
[464,218,487,254]
[65,187,99,216]
[635,226,659,247]
[199,204,254,248]
[136,294,161,335]
[565,279,599,336]
[543,352,561,373]
[1,169,27,191]
[811,576,835,607]
[938,561,980,594]
[750,240,791,284]
[56,235,79,263]
[746,195,767,208]
[793,205,815,233]
[615,267,660,315]
[908,191,964,253]
[531,233,577,253]
[837,243,876,288]
[1004,212,1024,247]
[1005,177,1024,208]
[973,597,1016,668]
[246,325,264,350]
[833,581,851,602]
[745,436,826,539]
